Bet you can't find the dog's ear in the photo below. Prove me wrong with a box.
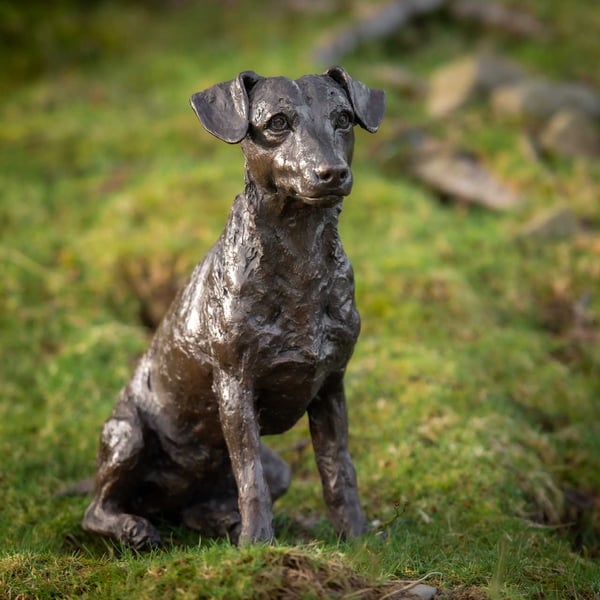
[325,66,385,133]
[190,71,262,144]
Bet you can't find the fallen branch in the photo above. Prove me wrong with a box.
[449,0,549,39]
[313,0,447,63]
[313,0,549,64]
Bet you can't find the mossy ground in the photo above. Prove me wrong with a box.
[1,1,599,598]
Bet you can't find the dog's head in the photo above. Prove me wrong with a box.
[191,67,385,207]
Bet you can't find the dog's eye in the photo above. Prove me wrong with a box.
[267,114,290,132]
[334,111,352,130]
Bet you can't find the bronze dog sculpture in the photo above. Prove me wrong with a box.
[82,66,385,549]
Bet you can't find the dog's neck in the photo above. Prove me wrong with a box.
[238,176,343,256]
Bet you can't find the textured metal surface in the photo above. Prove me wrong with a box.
[82,67,385,549]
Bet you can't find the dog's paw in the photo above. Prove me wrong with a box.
[121,515,162,551]
[238,520,274,546]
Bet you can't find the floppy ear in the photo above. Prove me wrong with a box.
[190,71,262,144]
[325,66,385,133]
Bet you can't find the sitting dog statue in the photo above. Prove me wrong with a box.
[82,66,385,548]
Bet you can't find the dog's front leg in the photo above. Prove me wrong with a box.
[214,370,273,545]
[308,374,369,538]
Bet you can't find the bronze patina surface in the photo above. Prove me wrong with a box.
[82,66,385,549]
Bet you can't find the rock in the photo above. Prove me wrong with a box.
[386,582,439,599]
[492,78,600,122]
[285,0,336,12]
[374,64,428,97]
[402,583,439,599]
[538,109,600,158]
[405,132,521,210]
[518,133,545,163]
[427,53,525,117]
[519,206,581,241]
[449,0,549,39]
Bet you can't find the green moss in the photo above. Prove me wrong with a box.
[1,1,599,598]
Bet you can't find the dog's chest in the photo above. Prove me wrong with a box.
[222,235,360,382]
[257,283,357,369]
[242,270,359,434]
[213,209,357,362]
[244,267,357,364]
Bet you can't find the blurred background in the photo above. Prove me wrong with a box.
[1,1,599,597]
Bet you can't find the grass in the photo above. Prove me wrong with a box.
[1,0,599,598]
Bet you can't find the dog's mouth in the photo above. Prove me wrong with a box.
[294,194,345,208]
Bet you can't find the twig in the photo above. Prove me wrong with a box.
[522,519,575,530]
[0,245,51,278]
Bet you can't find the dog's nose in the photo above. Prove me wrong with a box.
[315,165,350,187]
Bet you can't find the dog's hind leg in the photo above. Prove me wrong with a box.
[181,497,242,543]
[260,442,291,502]
[181,443,290,544]
[82,397,162,549]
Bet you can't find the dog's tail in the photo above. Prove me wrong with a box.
[55,477,95,497]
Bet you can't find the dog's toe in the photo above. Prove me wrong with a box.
[121,515,162,551]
